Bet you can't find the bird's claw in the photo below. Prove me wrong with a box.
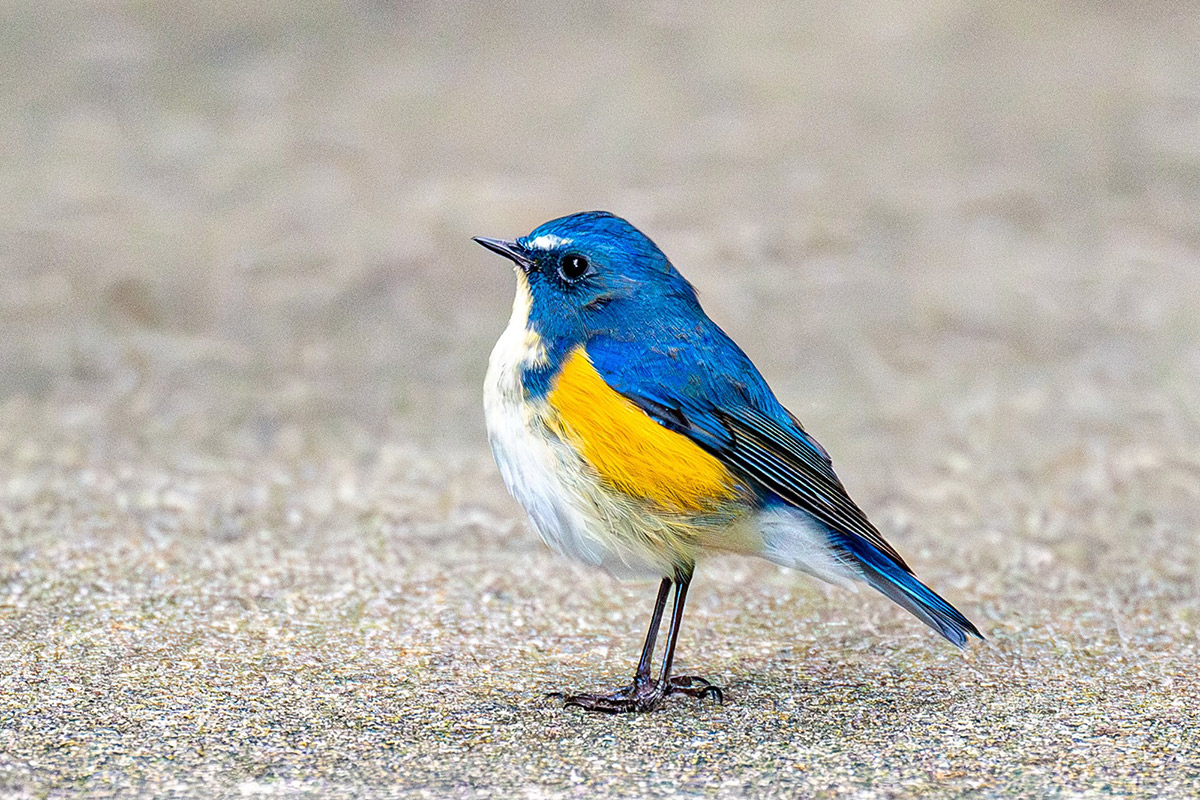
[666,675,724,703]
[551,675,723,713]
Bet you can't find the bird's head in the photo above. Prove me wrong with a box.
[474,211,699,345]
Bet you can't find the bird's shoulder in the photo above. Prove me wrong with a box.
[584,312,822,456]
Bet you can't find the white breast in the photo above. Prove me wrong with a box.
[483,273,664,578]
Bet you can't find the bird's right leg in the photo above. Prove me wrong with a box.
[622,575,673,695]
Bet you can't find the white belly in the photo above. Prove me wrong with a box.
[483,273,665,578]
[482,274,856,587]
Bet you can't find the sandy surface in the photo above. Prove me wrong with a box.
[2,2,1199,798]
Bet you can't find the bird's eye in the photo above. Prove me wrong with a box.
[558,254,590,282]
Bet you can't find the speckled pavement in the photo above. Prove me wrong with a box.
[2,3,1199,798]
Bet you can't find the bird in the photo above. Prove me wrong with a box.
[475,211,982,713]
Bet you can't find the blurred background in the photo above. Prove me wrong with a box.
[2,3,1199,795]
[5,1,1197,461]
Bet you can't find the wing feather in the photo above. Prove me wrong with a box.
[585,332,911,573]
[713,407,911,570]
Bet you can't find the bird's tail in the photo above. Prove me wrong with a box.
[839,534,983,647]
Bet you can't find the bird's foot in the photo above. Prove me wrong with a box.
[666,675,724,702]
[549,675,723,714]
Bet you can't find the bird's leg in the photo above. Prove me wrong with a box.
[551,578,668,709]
[557,569,722,713]
[630,576,672,692]
[656,569,724,704]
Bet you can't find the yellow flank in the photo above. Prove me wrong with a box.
[547,347,739,514]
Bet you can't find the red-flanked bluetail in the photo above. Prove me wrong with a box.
[477,211,982,713]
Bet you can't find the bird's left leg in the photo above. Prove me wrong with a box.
[550,577,669,709]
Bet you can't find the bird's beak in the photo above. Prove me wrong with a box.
[473,236,534,271]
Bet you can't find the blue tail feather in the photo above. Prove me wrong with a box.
[838,534,983,647]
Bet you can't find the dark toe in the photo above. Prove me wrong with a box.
[666,675,725,703]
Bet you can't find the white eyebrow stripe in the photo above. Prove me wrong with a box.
[527,234,571,250]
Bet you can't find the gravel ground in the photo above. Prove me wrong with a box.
[2,2,1200,798]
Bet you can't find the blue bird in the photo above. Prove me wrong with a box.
[475,211,982,713]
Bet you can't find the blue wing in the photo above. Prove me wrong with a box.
[585,320,911,570]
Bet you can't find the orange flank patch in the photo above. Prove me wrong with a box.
[547,347,739,513]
